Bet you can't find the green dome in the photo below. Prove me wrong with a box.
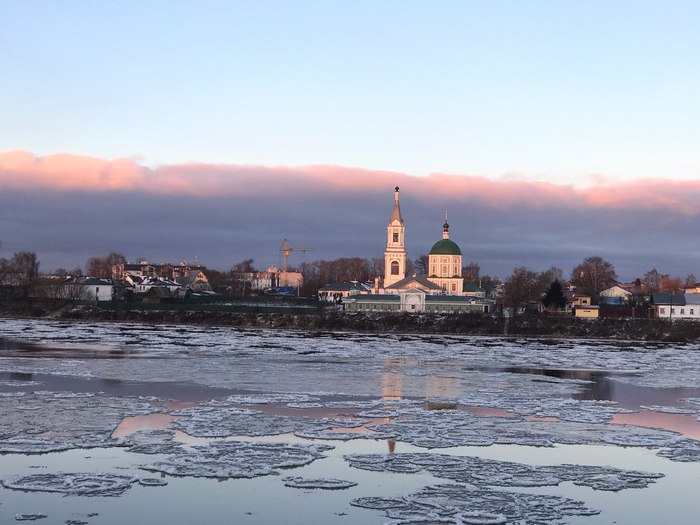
[429,239,462,255]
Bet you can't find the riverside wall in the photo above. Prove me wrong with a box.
[2,301,700,342]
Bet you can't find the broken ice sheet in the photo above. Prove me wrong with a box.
[14,514,48,521]
[224,393,321,405]
[345,453,663,491]
[352,483,597,524]
[142,440,332,479]
[367,409,690,457]
[639,405,697,415]
[1,473,137,496]
[171,403,304,437]
[282,476,357,490]
[657,439,700,462]
[0,390,159,454]
[172,398,376,439]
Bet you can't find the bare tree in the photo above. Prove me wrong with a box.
[413,255,429,275]
[86,252,126,278]
[503,267,539,316]
[643,268,661,293]
[659,275,683,294]
[0,252,40,298]
[571,256,617,297]
[462,262,480,283]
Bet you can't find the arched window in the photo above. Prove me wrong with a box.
[392,232,399,243]
[391,261,400,275]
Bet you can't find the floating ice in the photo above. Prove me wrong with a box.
[367,409,687,454]
[345,453,663,491]
[0,389,158,454]
[2,473,136,496]
[138,477,168,487]
[14,514,48,521]
[143,440,332,479]
[352,483,599,524]
[640,405,697,415]
[225,393,321,405]
[657,439,700,462]
[282,476,357,490]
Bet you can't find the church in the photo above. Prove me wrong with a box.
[343,187,494,314]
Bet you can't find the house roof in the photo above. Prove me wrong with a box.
[75,277,113,286]
[599,285,632,297]
[650,293,686,306]
[463,283,485,293]
[385,274,442,291]
[144,287,173,298]
[319,281,371,292]
[428,239,462,256]
[683,293,700,305]
[345,294,400,302]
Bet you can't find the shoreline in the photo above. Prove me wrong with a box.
[2,302,700,342]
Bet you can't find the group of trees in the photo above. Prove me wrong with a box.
[3,246,699,310]
[0,252,40,299]
[500,256,699,316]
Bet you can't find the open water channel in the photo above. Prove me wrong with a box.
[0,318,699,524]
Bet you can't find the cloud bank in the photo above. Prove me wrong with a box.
[1,150,699,279]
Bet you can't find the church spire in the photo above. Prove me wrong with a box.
[389,186,403,225]
[442,211,450,240]
[384,186,406,288]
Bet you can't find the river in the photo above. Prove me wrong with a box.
[0,319,699,524]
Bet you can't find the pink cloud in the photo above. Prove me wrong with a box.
[2,150,699,216]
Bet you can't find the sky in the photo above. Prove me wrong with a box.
[1,2,699,280]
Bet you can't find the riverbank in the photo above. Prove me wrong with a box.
[2,301,700,342]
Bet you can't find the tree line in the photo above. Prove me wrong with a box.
[1,249,697,307]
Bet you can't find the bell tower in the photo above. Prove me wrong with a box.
[384,186,406,287]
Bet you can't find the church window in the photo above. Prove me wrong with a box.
[451,283,456,292]
[442,265,447,275]
[391,261,399,275]
[393,232,399,243]
[431,265,436,274]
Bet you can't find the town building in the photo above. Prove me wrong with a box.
[651,293,700,320]
[383,186,407,287]
[343,187,494,314]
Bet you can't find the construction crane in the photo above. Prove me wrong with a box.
[279,239,314,272]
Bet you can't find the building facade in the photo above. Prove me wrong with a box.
[383,186,407,288]
[343,187,494,314]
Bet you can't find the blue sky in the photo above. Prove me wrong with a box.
[2,2,700,278]
[3,1,698,184]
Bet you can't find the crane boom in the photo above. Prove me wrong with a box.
[280,239,314,272]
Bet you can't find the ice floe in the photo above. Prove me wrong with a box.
[14,514,48,521]
[345,453,663,491]
[282,476,357,490]
[657,438,700,462]
[1,473,136,496]
[352,483,599,524]
[0,390,159,454]
[142,440,332,479]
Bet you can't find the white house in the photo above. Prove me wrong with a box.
[651,293,700,320]
[67,277,114,302]
[135,277,182,294]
